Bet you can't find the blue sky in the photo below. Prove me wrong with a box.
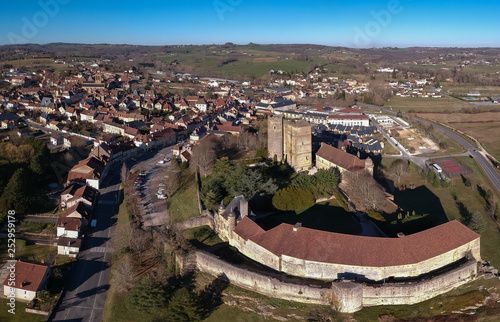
[1,0,499,47]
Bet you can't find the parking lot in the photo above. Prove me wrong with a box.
[129,146,176,228]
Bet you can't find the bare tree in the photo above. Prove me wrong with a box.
[388,159,409,185]
[112,255,137,292]
[129,228,152,265]
[162,160,180,197]
[191,136,217,177]
[343,170,387,211]
[120,162,129,183]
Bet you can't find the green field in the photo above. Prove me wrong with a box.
[443,84,500,97]
[2,58,77,72]
[385,96,469,113]
[216,58,327,77]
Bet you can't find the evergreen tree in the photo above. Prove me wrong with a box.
[166,287,203,322]
[469,211,485,234]
[128,275,167,313]
[232,170,277,203]
[315,168,339,196]
[291,173,316,192]
[2,168,34,215]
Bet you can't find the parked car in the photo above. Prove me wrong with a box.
[156,194,167,200]
[158,160,165,164]
[91,219,97,228]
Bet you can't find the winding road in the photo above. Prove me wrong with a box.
[360,103,500,193]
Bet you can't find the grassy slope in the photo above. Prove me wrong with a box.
[381,156,500,268]
[355,277,500,321]
[167,169,200,223]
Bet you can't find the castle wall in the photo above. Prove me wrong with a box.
[194,250,332,305]
[362,259,477,306]
[229,225,480,282]
[185,250,478,313]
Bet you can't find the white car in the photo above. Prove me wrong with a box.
[158,160,165,164]
[156,194,167,200]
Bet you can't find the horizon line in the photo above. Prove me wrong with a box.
[1,42,500,50]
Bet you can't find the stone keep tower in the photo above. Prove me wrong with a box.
[268,115,312,171]
[268,115,284,161]
[284,119,312,171]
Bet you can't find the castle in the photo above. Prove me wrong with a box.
[208,196,481,312]
[268,115,312,171]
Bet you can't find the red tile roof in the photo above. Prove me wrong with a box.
[316,144,365,171]
[2,260,49,292]
[57,216,81,231]
[234,217,479,267]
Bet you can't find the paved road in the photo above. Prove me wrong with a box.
[50,169,121,322]
[50,144,177,321]
[361,103,500,193]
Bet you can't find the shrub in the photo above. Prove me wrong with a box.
[272,187,315,211]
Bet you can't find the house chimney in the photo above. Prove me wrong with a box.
[293,222,302,232]
[41,259,44,264]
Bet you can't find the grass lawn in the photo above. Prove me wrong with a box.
[0,240,56,266]
[167,169,200,223]
[0,298,46,322]
[424,130,465,156]
[257,201,361,235]
[384,96,469,113]
[185,226,223,248]
[380,157,500,268]
[382,138,400,155]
